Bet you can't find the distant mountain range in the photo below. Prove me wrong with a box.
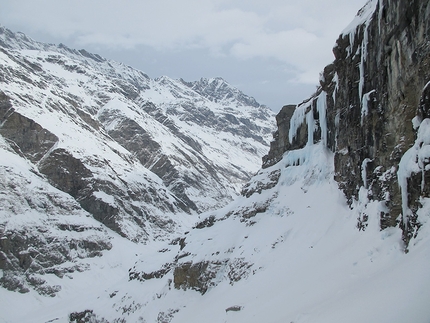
[0,25,275,295]
[0,25,275,239]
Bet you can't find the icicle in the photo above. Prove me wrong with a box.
[358,23,369,102]
[377,0,384,35]
[288,99,313,144]
[361,158,372,188]
[285,147,308,167]
[306,106,315,145]
[361,89,376,125]
[289,93,328,147]
[341,0,378,58]
[332,72,339,104]
[316,91,327,147]
[348,31,355,57]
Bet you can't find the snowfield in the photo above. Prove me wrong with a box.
[1,142,429,323]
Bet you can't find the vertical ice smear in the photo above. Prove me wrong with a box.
[332,72,339,104]
[347,32,355,57]
[289,91,328,147]
[361,90,376,125]
[358,24,370,102]
[317,91,328,147]
[361,158,372,188]
[306,105,315,145]
[341,0,378,102]
[288,99,313,144]
[378,1,384,35]
[359,53,365,103]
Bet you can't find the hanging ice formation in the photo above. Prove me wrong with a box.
[284,91,329,168]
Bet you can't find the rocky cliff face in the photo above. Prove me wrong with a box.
[263,0,430,245]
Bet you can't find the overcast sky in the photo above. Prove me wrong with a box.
[0,0,366,111]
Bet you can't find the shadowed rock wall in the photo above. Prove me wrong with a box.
[263,0,430,244]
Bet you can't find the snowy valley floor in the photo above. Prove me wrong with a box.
[1,144,430,323]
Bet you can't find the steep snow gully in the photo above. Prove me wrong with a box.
[1,0,430,322]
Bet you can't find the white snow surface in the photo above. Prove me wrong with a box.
[1,143,429,323]
[341,0,379,37]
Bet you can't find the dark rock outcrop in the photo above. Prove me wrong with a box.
[0,224,111,296]
[173,257,253,294]
[0,92,58,163]
[262,105,296,167]
[98,107,198,213]
[173,261,217,294]
[262,0,430,244]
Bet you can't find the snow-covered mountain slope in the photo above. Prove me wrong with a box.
[0,25,275,239]
[0,134,113,296]
[4,143,429,323]
[0,26,275,297]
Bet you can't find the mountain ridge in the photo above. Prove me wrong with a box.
[0,24,275,298]
[1,0,430,321]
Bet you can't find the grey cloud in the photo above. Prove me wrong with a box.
[0,0,366,110]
